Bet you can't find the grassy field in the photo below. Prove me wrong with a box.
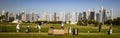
[0,23,120,38]
[0,32,120,38]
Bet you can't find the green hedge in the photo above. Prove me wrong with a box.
[0,26,39,32]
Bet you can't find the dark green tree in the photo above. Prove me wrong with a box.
[0,15,5,22]
[112,17,120,26]
[105,19,112,25]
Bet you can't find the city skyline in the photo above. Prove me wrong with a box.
[0,0,120,18]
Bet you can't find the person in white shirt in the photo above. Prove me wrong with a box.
[26,25,29,33]
[16,23,20,32]
[108,26,112,35]
[61,22,64,29]
[69,27,72,34]
[37,23,42,32]
[37,25,41,32]
[110,26,112,34]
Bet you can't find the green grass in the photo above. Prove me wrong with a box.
[0,33,120,38]
[0,23,120,38]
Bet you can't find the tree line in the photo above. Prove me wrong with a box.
[77,17,120,26]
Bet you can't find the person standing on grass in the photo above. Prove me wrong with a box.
[26,25,29,33]
[16,23,20,32]
[110,26,112,34]
[61,22,64,29]
[99,23,102,32]
[37,23,42,32]
[69,27,72,34]
[108,26,112,35]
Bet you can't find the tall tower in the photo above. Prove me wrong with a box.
[110,8,113,20]
[96,13,100,22]
[83,10,90,20]
[78,13,82,21]
[99,6,107,22]
[26,13,32,22]
[83,11,86,20]
[75,12,79,22]
[32,12,38,22]
[5,12,9,21]
[89,8,96,21]
[42,12,47,21]
[1,10,6,20]
[21,11,27,21]
[2,10,5,15]
[9,12,15,21]
[90,11,96,20]
[54,12,56,21]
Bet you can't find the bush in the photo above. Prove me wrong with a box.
[34,21,62,24]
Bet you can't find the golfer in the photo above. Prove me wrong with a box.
[16,23,20,32]
[61,23,64,29]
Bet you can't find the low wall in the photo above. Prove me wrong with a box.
[48,29,68,35]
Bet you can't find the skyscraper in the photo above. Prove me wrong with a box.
[96,13,100,22]
[83,11,89,20]
[2,10,5,15]
[70,12,76,23]
[21,12,27,21]
[78,13,82,21]
[99,7,107,22]
[59,12,63,21]
[89,11,96,20]
[65,12,71,22]
[83,11,86,20]
[47,13,52,21]
[9,12,15,21]
[54,12,56,21]
[1,10,6,20]
[26,13,32,22]
[4,11,15,21]
[110,8,113,20]
[42,12,47,21]
[32,13,39,22]
[75,12,79,22]
[5,12,9,21]
[83,10,90,20]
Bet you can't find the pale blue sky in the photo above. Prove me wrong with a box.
[0,0,120,18]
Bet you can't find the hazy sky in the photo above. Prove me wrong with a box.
[0,0,120,18]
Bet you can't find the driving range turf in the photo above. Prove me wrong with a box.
[0,23,120,38]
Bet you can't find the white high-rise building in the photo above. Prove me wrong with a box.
[70,12,76,24]
[96,13,101,22]
[54,12,57,21]
[26,13,32,22]
[9,12,15,21]
[3,11,15,21]
[46,13,52,21]
[32,12,39,22]
[41,12,47,21]
[21,12,27,21]
[62,12,66,22]
[48,13,52,21]
[59,12,65,22]
[65,12,71,22]
[83,10,90,20]
[59,12,63,21]
[75,12,79,22]
[2,10,5,15]
[5,12,9,21]
[110,8,113,20]
[0,10,6,20]
[99,7,107,22]
[78,13,82,21]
